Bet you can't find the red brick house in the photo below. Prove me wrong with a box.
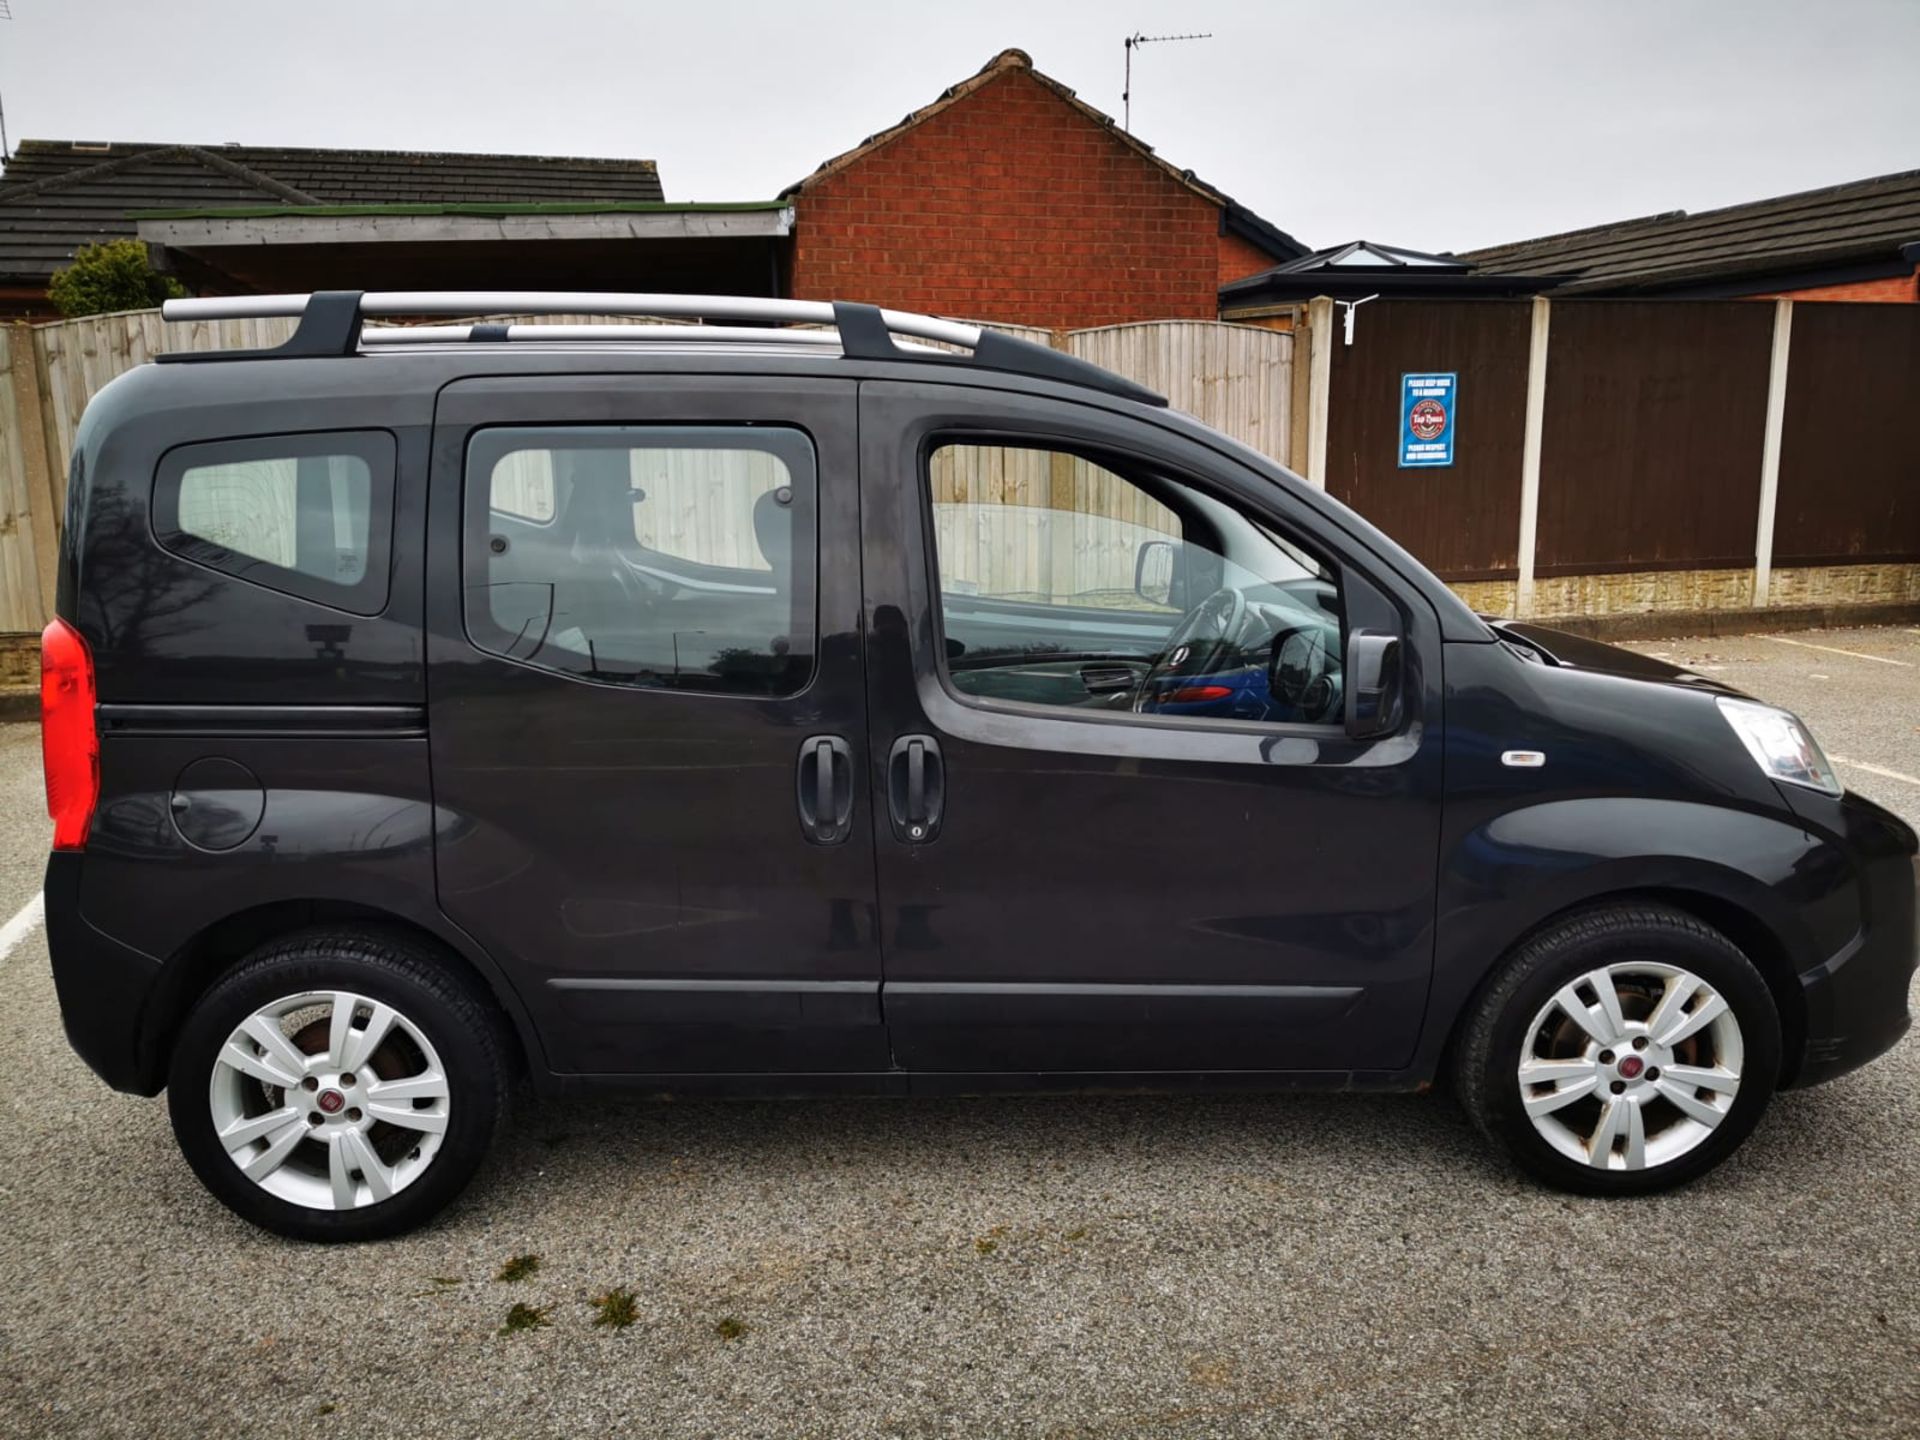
[5,49,1304,326]
[781,49,1304,330]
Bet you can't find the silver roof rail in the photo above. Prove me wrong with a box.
[362,324,851,348]
[155,290,1168,406]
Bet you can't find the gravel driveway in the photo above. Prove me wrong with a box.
[2,626,1917,1439]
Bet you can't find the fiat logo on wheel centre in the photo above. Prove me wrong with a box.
[316,1089,345,1114]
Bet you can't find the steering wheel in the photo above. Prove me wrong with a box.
[1133,585,1247,713]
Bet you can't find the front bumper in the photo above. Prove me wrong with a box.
[44,850,168,1095]
[1789,798,1919,1088]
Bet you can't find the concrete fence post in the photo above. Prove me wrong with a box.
[1752,299,1794,610]
[1515,297,1552,619]
[4,323,61,629]
[1303,296,1333,490]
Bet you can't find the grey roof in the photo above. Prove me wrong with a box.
[1218,237,1549,306]
[0,140,664,284]
[1245,239,1471,277]
[1461,169,1920,295]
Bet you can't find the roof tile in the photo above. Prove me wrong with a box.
[0,140,663,282]
[1462,170,1920,293]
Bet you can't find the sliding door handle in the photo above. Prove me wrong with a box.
[887,734,945,844]
[796,734,854,845]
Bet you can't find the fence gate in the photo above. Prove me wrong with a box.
[1066,319,1293,467]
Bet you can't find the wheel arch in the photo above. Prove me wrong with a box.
[1631,886,1807,1086]
[1436,885,1809,1087]
[138,898,544,1092]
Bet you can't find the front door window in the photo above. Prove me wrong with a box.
[926,442,1346,727]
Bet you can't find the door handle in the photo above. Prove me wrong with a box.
[887,734,945,844]
[796,735,854,845]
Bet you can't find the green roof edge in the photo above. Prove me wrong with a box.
[131,200,788,221]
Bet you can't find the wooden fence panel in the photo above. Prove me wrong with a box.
[927,443,1180,603]
[0,327,51,632]
[1066,320,1292,466]
[1321,300,1531,581]
[33,312,303,472]
[1535,301,1773,576]
[1773,304,1920,567]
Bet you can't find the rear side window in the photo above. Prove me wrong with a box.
[153,430,396,614]
[464,425,817,696]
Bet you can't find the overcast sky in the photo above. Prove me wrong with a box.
[1,0,1915,253]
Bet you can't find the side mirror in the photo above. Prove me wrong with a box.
[1134,539,1175,607]
[1344,629,1403,739]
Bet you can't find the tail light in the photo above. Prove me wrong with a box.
[41,617,98,851]
[1162,684,1234,705]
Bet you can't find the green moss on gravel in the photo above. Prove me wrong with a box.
[590,1288,638,1330]
[500,1303,551,1335]
[494,1254,541,1283]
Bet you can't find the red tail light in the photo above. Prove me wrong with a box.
[41,617,98,851]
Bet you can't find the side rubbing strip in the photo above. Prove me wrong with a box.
[881,982,1363,1001]
[881,981,1366,1028]
[547,978,876,994]
[97,704,426,738]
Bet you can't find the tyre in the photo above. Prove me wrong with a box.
[168,927,510,1242]
[1453,903,1781,1196]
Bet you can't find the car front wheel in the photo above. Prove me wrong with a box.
[168,928,509,1242]
[1454,903,1782,1195]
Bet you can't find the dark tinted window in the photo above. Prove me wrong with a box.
[152,430,396,615]
[464,426,816,696]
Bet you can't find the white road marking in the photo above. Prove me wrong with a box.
[1760,635,1911,667]
[0,892,45,965]
[1831,756,1920,789]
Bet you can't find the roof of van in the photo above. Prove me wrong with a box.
[154,291,1172,408]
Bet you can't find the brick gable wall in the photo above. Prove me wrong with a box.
[788,68,1245,328]
[1759,268,1919,303]
[1217,230,1278,288]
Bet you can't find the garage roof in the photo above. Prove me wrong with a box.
[0,140,665,284]
[1461,169,1920,296]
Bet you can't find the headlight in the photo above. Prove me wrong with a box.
[1716,696,1840,795]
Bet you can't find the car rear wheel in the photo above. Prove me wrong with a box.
[169,928,509,1242]
[1454,903,1782,1195]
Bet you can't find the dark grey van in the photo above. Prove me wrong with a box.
[41,291,1917,1241]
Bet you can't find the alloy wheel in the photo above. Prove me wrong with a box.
[1516,961,1745,1172]
[207,990,452,1210]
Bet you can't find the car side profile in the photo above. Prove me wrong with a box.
[42,291,1918,1242]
